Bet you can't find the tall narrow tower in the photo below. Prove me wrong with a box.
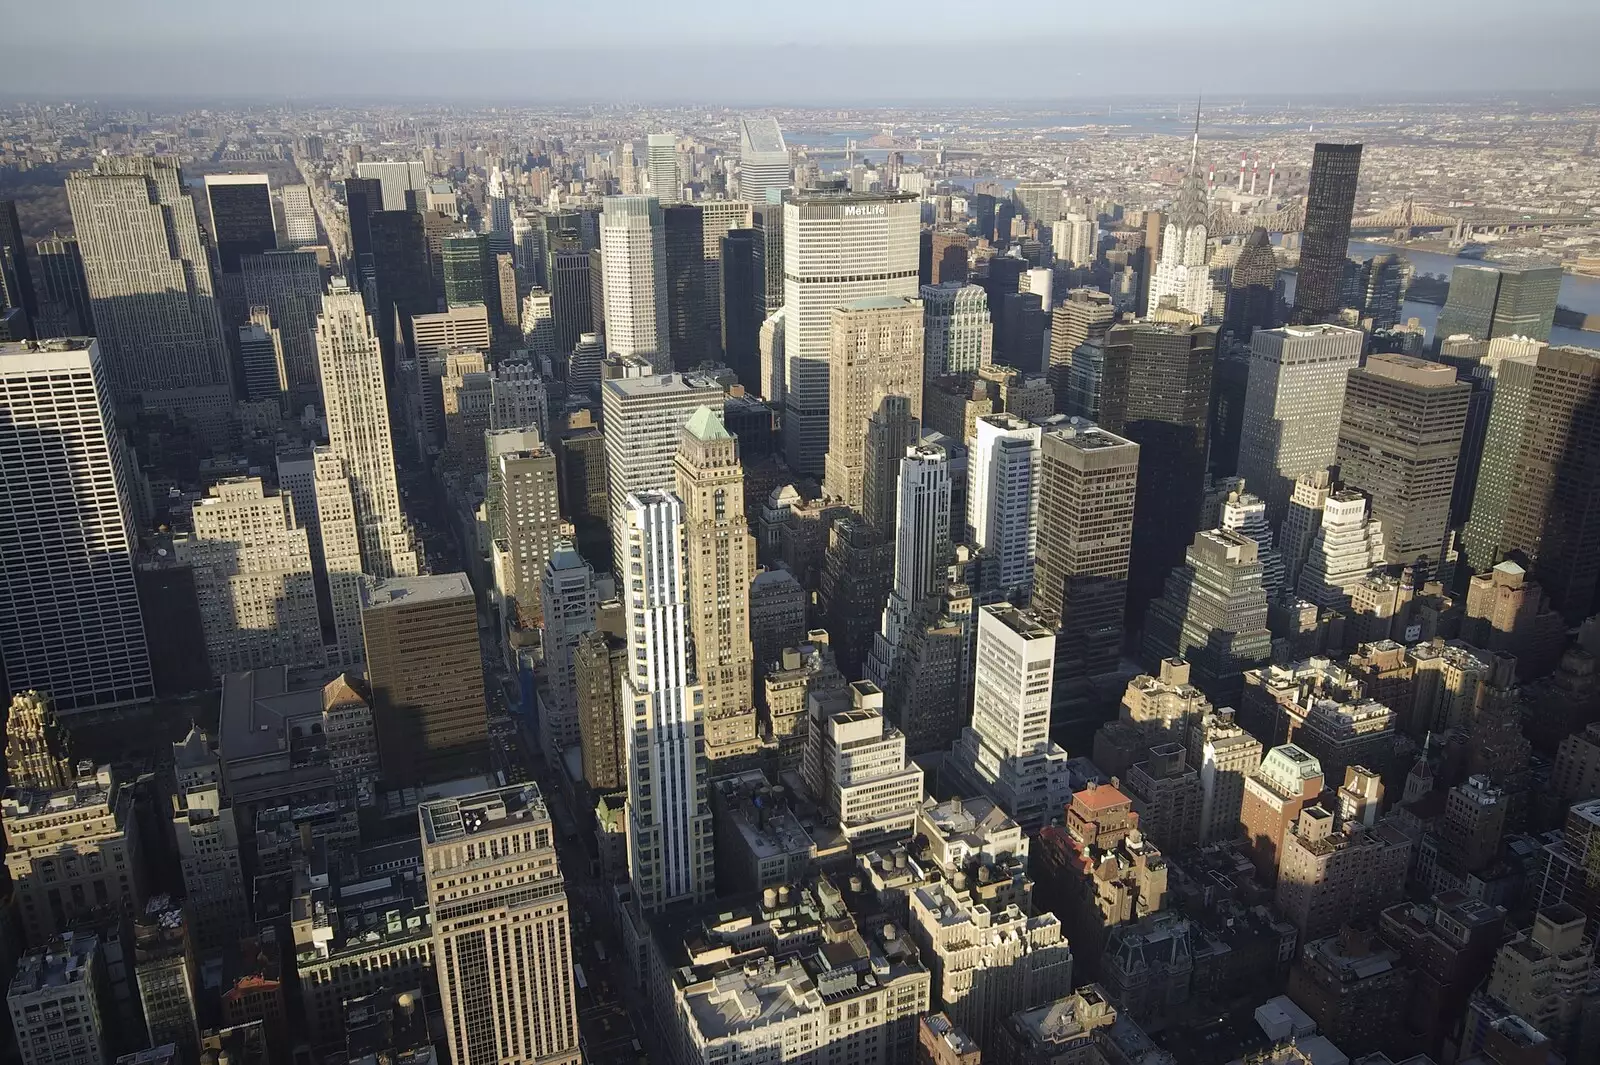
[600,196,671,372]
[822,295,925,509]
[623,492,713,912]
[1291,143,1363,325]
[968,413,1042,601]
[675,408,758,764]
[1149,109,1214,317]
[869,444,953,687]
[315,279,417,578]
[647,134,682,204]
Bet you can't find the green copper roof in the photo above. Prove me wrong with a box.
[684,405,732,441]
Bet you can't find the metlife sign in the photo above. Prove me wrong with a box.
[843,205,887,217]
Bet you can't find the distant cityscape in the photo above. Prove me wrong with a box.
[0,90,1598,1065]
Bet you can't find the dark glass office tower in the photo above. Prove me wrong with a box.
[721,229,760,389]
[1099,322,1217,624]
[752,200,784,318]
[344,177,383,271]
[1225,227,1279,338]
[369,211,435,369]
[549,243,593,357]
[0,199,38,337]
[1291,143,1363,325]
[205,176,276,272]
[663,204,707,371]
[1437,263,1563,344]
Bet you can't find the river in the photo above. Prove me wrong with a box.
[1348,239,1600,348]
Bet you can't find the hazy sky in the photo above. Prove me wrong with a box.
[6,0,1600,101]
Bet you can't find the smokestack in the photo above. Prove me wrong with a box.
[1267,161,1277,198]
[1238,153,1246,192]
[1250,156,1259,195]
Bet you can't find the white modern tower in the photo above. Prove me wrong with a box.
[0,338,152,712]
[921,281,994,379]
[948,604,1075,829]
[646,134,681,204]
[539,543,597,761]
[280,183,318,245]
[968,413,1042,600]
[622,491,713,912]
[600,196,672,372]
[782,189,921,474]
[315,279,418,578]
[485,166,514,254]
[737,116,791,206]
[1235,324,1364,524]
[868,444,952,687]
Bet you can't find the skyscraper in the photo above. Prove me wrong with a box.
[280,183,318,246]
[700,199,753,362]
[539,543,597,760]
[1291,143,1363,324]
[968,413,1042,601]
[921,282,994,381]
[737,116,791,206]
[1098,322,1216,620]
[315,279,417,578]
[1048,288,1118,416]
[1149,124,1213,317]
[782,189,921,474]
[675,408,758,763]
[420,782,581,1065]
[0,200,38,337]
[1482,346,1600,621]
[601,196,671,371]
[1225,228,1279,338]
[0,338,152,712]
[66,156,232,426]
[622,491,714,912]
[1436,263,1563,345]
[647,134,682,204]
[33,234,93,337]
[485,166,514,253]
[1335,353,1469,574]
[1033,421,1140,720]
[868,444,953,689]
[1234,324,1364,524]
[204,173,275,272]
[241,248,324,402]
[721,228,760,387]
[1141,529,1273,705]
[311,446,367,667]
[355,160,427,212]
[363,573,486,786]
[663,204,708,369]
[549,245,593,355]
[948,604,1075,828]
[752,199,785,321]
[823,295,925,509]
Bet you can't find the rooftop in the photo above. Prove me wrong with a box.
[360,572,473,610]
[419,782,550,846]
[9,933,97,998]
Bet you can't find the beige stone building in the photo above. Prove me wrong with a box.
[823,296,925,508]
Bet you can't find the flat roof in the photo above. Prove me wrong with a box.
[360,572,473,610]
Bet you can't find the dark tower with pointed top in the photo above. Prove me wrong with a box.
[1226,228,1280,338]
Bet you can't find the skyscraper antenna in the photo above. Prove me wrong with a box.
[1191,94,1202,169]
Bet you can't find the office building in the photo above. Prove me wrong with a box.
[699,199,753,360]
[823,295,925,508]
[1048,288,1118,416]
[1218,484,1286,595]
[1291,143,1363,324]
[1437,263,1563,344]
[861,393,923,534]
[1122,742,1204,853]
[1149,140,1213,317]
[1335,353,1469,574]
[576,628,627,790]
[489,356,549,437]
[868,444,953,691]
[1093,658,1210,777]
[1286,923,1410,1057]
[1234,324,1363,523]
[663,203,708,367]
[1054,213,1099,269]
[490,437,563,627]
[1098,322,1216,618]
[362,573,486,787]
[647,133,681,203]
[133,898,198,1058]
[922,282,994,381]
[3,723,140,945]
[1225,228,1280,338]
[601,196,671,371]
[0,199,38,335]
[803,680,924,843]
[420,782,581,1065]
[8,932,108,1065]
[538,544,597,761]
[949,605,1075,829]
[0,339,152,712]
[676,408,759,763]
[783,189,921,473]
[176,478,322,676]
[279,182,317,245]
[317,280,418,577]
[1275,806,1413,942]
[1188,706,1264,843]
[65,155,232,427]
[1141,528,1273,706]
[932,228,971,284]
[721,228,761,386]
[305,447,367,667]
[1239,744,1324,882]
[440,350,491,474]
[170,725,248,954]
[1296,489,1387,612]
[737,115,791,205]
[34,234,94,337]
[549,245,593,355]
[239,249,322,402]
[752,199,785,324]
[968,413,1041,600]
[1032,421,1139,716]
[205,173,275,272]
[621,491,714,911]
[601,368,724,573]
[355,160,426,211]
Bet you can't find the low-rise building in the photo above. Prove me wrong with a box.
[992,985,1117,1065]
